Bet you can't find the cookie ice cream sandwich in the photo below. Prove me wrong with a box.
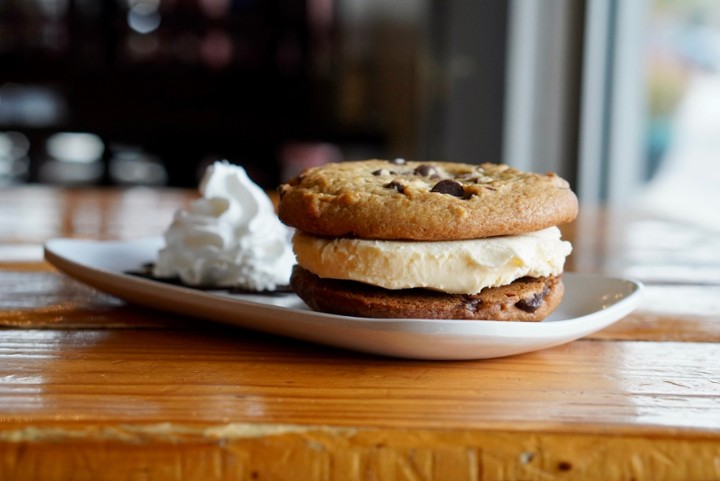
[278,159,578,321]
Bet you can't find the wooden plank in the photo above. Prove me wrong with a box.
[0,426,718,481]
[1,187,719,479]
[0,271,193,329]
[0,186,191,244]
[0,329,718,434]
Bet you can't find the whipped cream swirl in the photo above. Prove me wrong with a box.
[154,161,295,291]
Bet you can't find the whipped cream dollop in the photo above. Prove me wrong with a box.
[293,227,572,294]
[154,161,295,291]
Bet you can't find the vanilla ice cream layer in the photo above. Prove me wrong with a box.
[293,227,572,294]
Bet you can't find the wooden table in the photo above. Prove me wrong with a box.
[1,186,719,480]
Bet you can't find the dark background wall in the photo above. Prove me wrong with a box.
[0,0,509,188]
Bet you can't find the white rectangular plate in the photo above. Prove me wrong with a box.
[44,237,643,360]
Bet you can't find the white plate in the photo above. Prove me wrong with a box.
[44,237,643,360]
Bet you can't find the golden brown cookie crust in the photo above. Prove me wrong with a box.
[278,160,578,240]
[291,266,564,321]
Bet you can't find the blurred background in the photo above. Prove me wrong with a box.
[0,0,718,226]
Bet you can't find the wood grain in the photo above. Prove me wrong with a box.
[0,271,194,329]
[1,325,719,479]
[0,186,192,244]
[1,186,719,480]
[1,428,718,481]
[0,327,718,433]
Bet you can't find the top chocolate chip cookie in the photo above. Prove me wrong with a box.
[278,159,578,241]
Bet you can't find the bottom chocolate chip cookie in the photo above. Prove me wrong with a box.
[291,266,564,321]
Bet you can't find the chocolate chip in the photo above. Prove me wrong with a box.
[384,181,405,193]
[413,164,438,177]
[373,169,396,176]
[430,179,464,197]
[462,296,483,314]
[390,158,406,165]
[515,287,549,313]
